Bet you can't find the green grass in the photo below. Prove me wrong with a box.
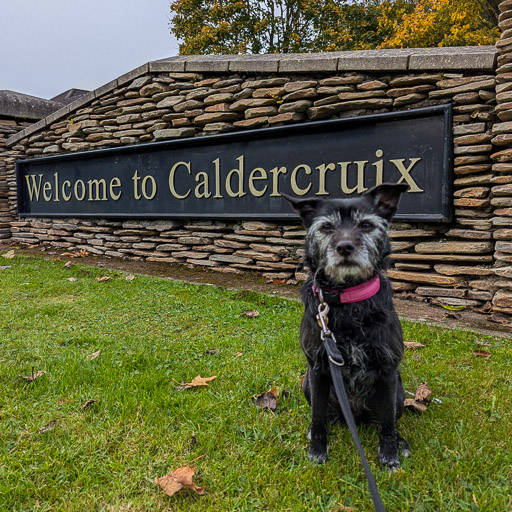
[0,255,511,512]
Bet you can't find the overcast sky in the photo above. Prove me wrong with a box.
[1,0,180,100]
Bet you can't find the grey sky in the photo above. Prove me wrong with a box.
[1,0,180,100]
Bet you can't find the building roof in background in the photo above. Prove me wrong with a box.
[0,88,88,120]
[51,88,89,105]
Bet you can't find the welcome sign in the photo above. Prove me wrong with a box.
[16,105,452,222]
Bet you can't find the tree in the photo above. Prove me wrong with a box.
[169,0,499,55]
[379,0,499,48]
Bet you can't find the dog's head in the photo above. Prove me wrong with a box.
[284,183,408,284]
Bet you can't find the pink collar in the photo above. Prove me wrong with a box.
[312,274,381,304]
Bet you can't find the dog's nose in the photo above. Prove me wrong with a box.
[336,241,355,256]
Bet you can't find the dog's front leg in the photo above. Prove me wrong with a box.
[307,368,331,464]
[369,372,400,471]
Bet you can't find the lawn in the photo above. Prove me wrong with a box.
[0,255,511,511]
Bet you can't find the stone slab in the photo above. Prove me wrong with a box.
[338,49,413,71]
[409,46,497,71]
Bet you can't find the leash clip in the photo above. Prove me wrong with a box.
[316,302,330,332]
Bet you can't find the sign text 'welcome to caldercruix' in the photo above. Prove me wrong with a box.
[16,106,452,222]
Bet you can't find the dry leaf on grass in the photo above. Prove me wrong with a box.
[67,277,77,282]
[96,276,111,282]
[176,375,217,390]
[415,382,432,402]
[64,261,74,268]
[405,382,432,414]
[154,464,205,497]
[125,275,135,281]
[57,398,71,405]
[404,341,426,350]
[81,399,96,411]
[88,350,101,360]
[473,349,492,358]
[62,249,89,258]
[252,387,279,410]
[18,370,46,383]
[40,420,57,434]
[404,398,427,413]
[2,250,15,259]
[242,310,259,318]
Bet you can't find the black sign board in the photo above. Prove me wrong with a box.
[16,105,452,222]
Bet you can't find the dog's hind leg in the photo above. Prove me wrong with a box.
[306,369,331,464]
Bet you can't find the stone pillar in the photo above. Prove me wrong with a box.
[491,0,512,313]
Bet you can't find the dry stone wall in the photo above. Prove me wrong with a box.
[0,117,32,240]
[6,45,512,314]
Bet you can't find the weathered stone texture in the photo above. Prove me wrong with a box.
[1,45,507,314]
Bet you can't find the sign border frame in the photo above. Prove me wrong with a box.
[16,104,453,222]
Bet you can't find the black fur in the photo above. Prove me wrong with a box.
[285,183,410,470]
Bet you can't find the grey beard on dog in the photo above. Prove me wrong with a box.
[284,183,410,471]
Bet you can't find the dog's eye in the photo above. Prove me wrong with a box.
[320,222,334,233]
[359,220,374,230]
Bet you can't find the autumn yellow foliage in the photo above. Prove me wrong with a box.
[380,0,499,48]
[169,0,499,55]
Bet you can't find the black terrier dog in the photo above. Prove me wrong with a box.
[285,183,410,471]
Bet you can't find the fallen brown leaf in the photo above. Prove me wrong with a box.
[154,465,205,497]
[415,382,432,403]
[18,369,46,383]
[442,311,463,321]
[81,399,96,411]
[404,341,426,350]
[177,375,217,390]
[252,387,279,410]
[96,276,111,282]
[64,261,74,268]
[57,398,71,405]
[404,398,427,413]
[404,382,432,414]
[40,420,57,434]
[473,349,492,358]
[88,350,101,360]
[2,250,15,259]
[242,310,259,318]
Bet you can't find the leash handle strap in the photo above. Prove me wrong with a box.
[323,334,386,512]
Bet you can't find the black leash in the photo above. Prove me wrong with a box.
[316,300,386,512]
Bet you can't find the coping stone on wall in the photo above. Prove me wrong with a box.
[45,103,74,126]
[338,48,416,71]
[185,55,233,73]
[149,57,187,73]
[5,46,499,147]
[278,52,344,72]
[409,46,497,71]
[229,54,282,73]
[117,63,150,87]
[94,79,119,99]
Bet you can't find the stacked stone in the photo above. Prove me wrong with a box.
[0,118,32,239]
[2,50,501,291]
[489,0,512,313]
[383,74,496,310]
[9,217,305,279]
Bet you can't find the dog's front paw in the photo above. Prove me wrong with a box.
[378,445,399,472]
[308,444,329,464]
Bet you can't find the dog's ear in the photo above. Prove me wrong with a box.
[282,193,319,228]
[365,183,409,220]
